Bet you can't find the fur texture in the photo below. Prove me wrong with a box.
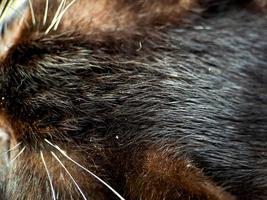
[0,0,267,199]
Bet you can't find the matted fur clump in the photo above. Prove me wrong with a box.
[0,0,267,199]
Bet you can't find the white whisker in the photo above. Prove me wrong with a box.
[51,151,87,200]
[43,0,49,26]
[40,151,56,200]
[45,0,65,34]
[28,0,36,26]
[0,142,21,157]
[0,0,10,19]
[10,146,26,164]
[53,0,76,31]
[45,139,125,200]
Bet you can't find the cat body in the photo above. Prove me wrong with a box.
[0,0,267,199]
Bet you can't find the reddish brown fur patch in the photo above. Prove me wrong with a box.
[26,0,198,34]
[254,0,267,7]
[0,114,12,135]
[60,0,198,33]
[247,0,267,11]
[126,148,235,200]
[0,0,198,57]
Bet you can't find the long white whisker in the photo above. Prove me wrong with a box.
[45,0,65,34]
[28,0,36,26]
[0,142,21,157]
[53,0,66,30]
[40,151,56,200]
[53,0,76,31]
[45,139,125,200]
[51,151,87,200]
[0,0,8,20]
[0,0,10,19]
[10,146,26,164]
[43,0,49,26]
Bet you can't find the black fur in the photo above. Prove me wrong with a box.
[0,3,267,200]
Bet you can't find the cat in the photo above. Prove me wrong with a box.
[0,0,267,199]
